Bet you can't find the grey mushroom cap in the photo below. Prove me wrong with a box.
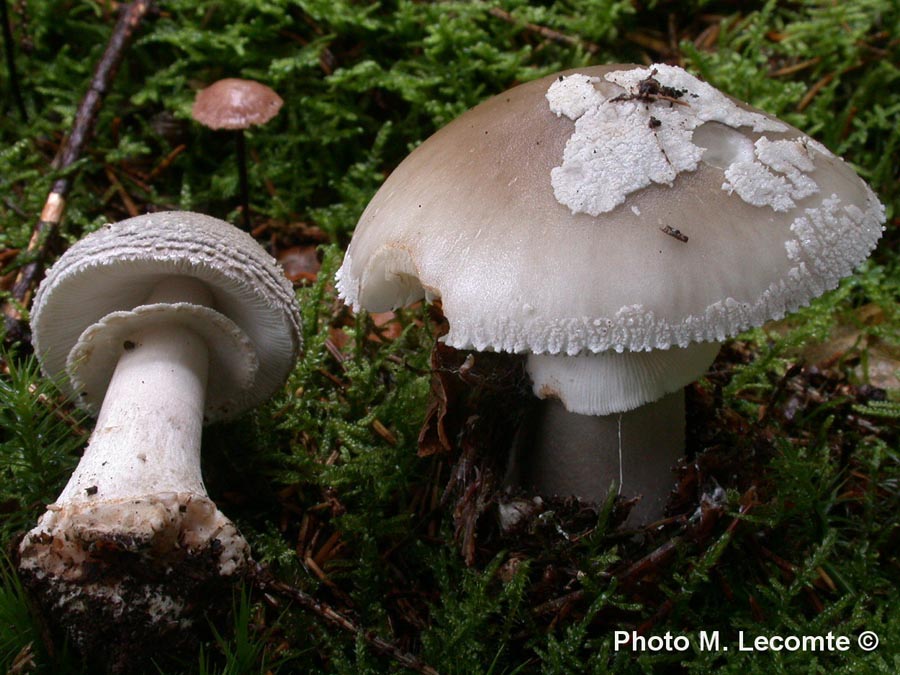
[32,211,302,420]
[336,63,885,359]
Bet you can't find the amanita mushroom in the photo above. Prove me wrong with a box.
[17,211,301,670]
[336,64,884,524]
[191,78,284,230]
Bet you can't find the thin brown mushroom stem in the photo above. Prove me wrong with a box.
[235,129,251,230]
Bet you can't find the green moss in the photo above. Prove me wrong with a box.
[0,352,85,541]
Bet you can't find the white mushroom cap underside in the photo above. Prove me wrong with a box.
[32,211,301,415]
[67,303,259,422]
[528,341,721,415]
[336,64,884,356]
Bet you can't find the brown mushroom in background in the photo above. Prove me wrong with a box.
[191,78,283,230]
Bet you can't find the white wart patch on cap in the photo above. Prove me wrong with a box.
[722,137,831,211]
[546,64,787,216]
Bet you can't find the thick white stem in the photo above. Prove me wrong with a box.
[58,276,213,505]
[57,321,209,504]
[507,390,686,526]
[512,343,721,525]
[20,276,249,580]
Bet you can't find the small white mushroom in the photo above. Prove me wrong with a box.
[336,63,884,525]
[18,211,301,668]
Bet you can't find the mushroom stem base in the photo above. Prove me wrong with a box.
[17,492,249,673]
[508,390,685,525]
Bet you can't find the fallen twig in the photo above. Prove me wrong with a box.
[2,0,154,344]
[1,0,26,120]
[488,7,601,54]
[146,142,186,181]
[251,563,441,675]
[104,165,140,217]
